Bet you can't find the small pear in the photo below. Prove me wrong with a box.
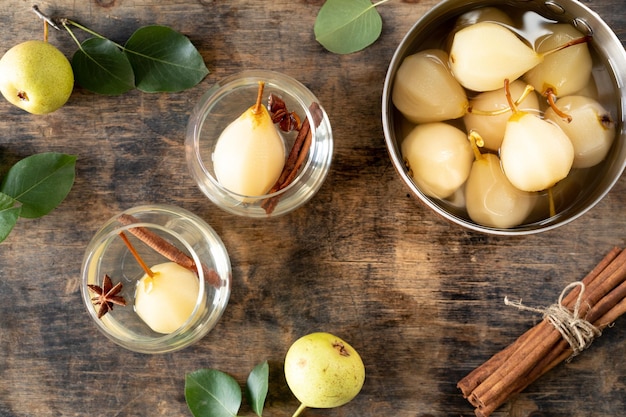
[447,7,515,50]
[213,82,285,201]
[450,22,542,92]
[500,112,574,192]
[392,49,468,123]
[134,262,200,334]
[0,40,74,114]
[401,122,473,199]
[524,24,592,98]
[544,95,615,168]
[285,332,365,414]
[466,152,536,229]
[498,79,574,192]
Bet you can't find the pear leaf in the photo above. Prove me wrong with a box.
[185,369,242,417]
[0,193,20,243]
[314,0,384,54]
[71,37,135,95]
[246,361,269,417]
[124,25,209,92]
[0,153,76,219]
[0,192,15,210]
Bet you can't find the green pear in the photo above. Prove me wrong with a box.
[284,332,365,415]
[0,40,74,114]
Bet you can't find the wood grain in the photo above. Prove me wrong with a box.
[0,1,625,416]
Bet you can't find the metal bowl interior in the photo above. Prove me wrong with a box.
[382,0,626,235]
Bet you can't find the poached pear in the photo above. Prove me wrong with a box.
[213,82,286,201]
[544,95,615,168]
[466,152,536,228]
[500,107,574,192]
[401,122,473,199]
[450,22,542,92]
[392,49,468,123]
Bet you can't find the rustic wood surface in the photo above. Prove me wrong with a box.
[1,0,625,416]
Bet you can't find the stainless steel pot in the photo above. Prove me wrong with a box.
[382,0,626,235]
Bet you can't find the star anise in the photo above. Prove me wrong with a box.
[87,274,127,318]
[268,93,301,132]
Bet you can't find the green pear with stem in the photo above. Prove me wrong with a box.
[0,40,74,114]
[285,332,365,417]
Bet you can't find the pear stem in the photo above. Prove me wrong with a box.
[253,81,265,115]
[545,88,573,122]
[468,84,535,117]
[468,130,485,161]
[503,79,518,115]
[291,403,308,417]
[118,231,155,278]
[542,35,592,58]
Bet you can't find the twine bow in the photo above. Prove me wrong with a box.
[504,281,601,358]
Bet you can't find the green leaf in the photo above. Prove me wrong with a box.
[72,37,135,95]
[0,153,76,219]
[246,361,269,417]
[0,192,15,210]
[124,25,209,92]
[314,0,383,54]
[0,194,20,243]
[185,369,242,417]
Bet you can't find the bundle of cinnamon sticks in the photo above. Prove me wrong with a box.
[458,246,626,417]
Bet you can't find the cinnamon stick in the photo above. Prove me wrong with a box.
[458,246,621,398]
[484,280,626,417]
[261,102,323,215]
[117,214,221,288]
[459,247,626,416]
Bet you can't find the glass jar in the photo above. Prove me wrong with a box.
[185,70,333,218]
[80,204,231,353]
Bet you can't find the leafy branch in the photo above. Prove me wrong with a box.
[314,0,393,54]
[0,153,76,243]
[34,5,209,95]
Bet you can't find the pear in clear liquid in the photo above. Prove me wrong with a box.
[544,95,615,168]
[213,82,285,201]
[450,22,543,92]
[524,24,592,98]
[463,80,539,151]
[392,49,468,123]
[446,7,515,52]
[401,122,473,199]
[500,107,574,192]
[466,151,536,229]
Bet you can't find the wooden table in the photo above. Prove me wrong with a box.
[1,1,625,416]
